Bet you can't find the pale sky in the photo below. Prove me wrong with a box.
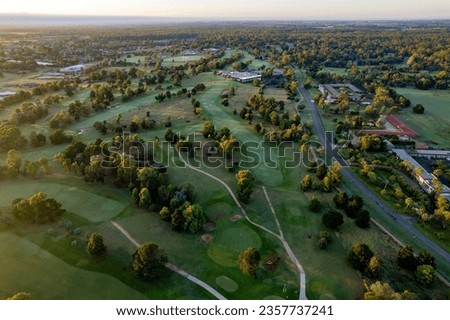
[1,0,450,20]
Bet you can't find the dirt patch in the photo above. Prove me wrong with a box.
[201,234,214,244]
[203,222,216,232]
[230,214,242,222]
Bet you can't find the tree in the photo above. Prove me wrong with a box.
[316,163,328,180]
[321,176,332,192]
[236,170,255,203]
[344,195,364,218]
[7,292,31,300]
[367,256,380,278]
[333,191,348,210]
[182,203,206,234]
[159,206,171,221]
[328,161,342,185]
[238,247,260,277]
[87,232,106,257]
[355,210,371,229]
[337,91,350,113]
[415,265,435,287]
[397,246,418,271]
[300,175,313,191]
[309,195,322,212]
[49,129,72,145]
[417,251,436,269]
[6,149,22,177]
[0,124,27,151]
[139,188,151,209]
[412,104,425,114]
[322,210,344,229]
[133,242,168,281]
[317,231,332,250]
[30,132,46,147]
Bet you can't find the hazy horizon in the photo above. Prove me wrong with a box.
[1,0,449,21]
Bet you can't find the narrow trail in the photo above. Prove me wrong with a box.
[183,162,281,240]
[110,221,227,300]
[182,160,308,300]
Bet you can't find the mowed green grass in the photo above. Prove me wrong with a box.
[0,181,125,222]
[0,232,146,299]
[394,88,450,148]
[162,55,203,67]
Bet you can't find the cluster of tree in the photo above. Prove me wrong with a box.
[238,94,306,142]
[49,111,73,129]
[89,84,115,111]
[0,59,38,73]
[348,243,380,278]
[300,162,342,193]
[363,281,415,300]
[32,79,80,96]
[359,135,385,152]
[55,137,206,234]
[49,129,73,145]
[333,191,370,228]
[68,100,92,120]
[397,246,436,287]
[0,149,50,180]
[0,124,27,151]
[9,100,53,125]
[201,122,240,159]
[236,170,255,203]
[54,139,106,177]
[29,131,47,148]
[11,192,65,224]
[0,91,32,110]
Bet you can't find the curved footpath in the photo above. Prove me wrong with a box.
[110,221,227,300]
[182,161,308,300]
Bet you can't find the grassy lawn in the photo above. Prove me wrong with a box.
[162,55,203,67]
[0,232,146,299]
[0,180,126,222]
[321,67,347,76]
[393,88,450,148]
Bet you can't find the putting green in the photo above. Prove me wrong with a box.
[0,182,125,222]
[207,223,262,267]
[0,232,146,299]
[216,276,238,293]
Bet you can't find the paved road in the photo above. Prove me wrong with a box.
[297,85,450,266]
[110,221,227,300]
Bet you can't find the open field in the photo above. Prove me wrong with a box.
[0,181,126,222]
[393,88,450,148]
[0,232,146,299]
[162,54,203,67]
